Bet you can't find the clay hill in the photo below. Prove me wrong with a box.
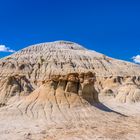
[0,41,140,140]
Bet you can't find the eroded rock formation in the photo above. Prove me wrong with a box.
[1,41,140,140]
[0,41,140,106]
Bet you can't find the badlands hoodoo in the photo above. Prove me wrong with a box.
[0,41,140,106]
[0,41,140,140]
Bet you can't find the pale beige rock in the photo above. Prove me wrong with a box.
[0,41,140,104]
[116,83,140,103]
[0,41,140,140]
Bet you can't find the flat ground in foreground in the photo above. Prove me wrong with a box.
[0,97,140,140]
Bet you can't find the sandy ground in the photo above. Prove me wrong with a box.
[0,96,140,140]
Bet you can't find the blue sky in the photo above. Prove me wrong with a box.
[0,0,140,63]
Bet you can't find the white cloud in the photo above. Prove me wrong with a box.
[132,55,140,64]
[0,45,15,53]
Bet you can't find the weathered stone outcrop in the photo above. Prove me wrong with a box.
[0,41,140,105]
[7,72,98,120]
[1,41,140,140]
[98,76,140,103]
[44,72,99,103]
[0,75,33,105]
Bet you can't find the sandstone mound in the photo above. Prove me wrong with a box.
[0,40,140,105]
[5,72,100,121]
[116,79,140,103]
[0,41,140,140]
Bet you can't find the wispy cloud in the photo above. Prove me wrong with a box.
[0,45,15,53]
[132,55,140,64]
